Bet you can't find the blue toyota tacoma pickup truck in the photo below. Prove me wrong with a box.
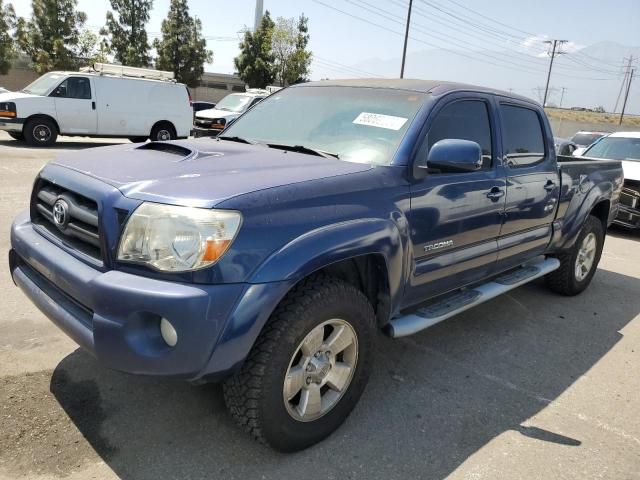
[9,80,623,451]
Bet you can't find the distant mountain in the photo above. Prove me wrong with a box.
[351,41,639,115]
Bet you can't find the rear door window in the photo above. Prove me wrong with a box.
[500,105,546,167]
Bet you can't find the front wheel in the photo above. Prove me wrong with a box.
[223,275,376,452]
[24,118,58,147]
[545,215,604,295]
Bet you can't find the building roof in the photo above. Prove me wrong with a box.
[296,78,536,104]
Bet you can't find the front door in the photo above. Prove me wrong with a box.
[404,96,506,307]
[51,76,97,135]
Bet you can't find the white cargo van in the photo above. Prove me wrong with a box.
[0,64,192,146]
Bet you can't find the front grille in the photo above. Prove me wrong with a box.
[621,179,640,210]
[31,179,102,262]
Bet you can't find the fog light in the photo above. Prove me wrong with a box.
[160,318,178,347]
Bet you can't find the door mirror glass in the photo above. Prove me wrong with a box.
[425,139,483,173]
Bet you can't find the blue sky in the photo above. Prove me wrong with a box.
[12,0,640,110]
[12,0,639,75]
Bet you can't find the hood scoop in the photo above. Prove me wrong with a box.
[136,142,195,160]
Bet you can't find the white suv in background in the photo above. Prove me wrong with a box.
[193,89,269,137]
[0,64,193,146]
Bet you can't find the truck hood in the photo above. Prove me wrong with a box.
[621,160,640,181]
[0,91,41,102]
[195,108,240,120]
[49,139,372,207]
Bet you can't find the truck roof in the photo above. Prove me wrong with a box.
[296,78,536,104]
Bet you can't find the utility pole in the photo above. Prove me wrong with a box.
[619,68,635,125]
[400,0,413,79]
[614,56,634,113]
[542,40,567,107]
[254,0,264,31]
[559,87,567,108]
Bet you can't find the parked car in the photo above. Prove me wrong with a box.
[570,130,609,156]
[0,63,192,146]
[9,80,622,452]
[578,131,640,228]
[554,137,578,156]
[193,89,268,137]
[192,101,216,113]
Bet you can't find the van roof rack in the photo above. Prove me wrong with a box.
[79,63,176,82]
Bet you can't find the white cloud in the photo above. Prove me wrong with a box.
[520,35,585,57]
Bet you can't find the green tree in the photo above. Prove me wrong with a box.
[272,14,312,87]
[154,0,212,87]
[234,11,275,89]
[16,0,87,74]
[76,30,109,67]
[101,0,153,67]
[0,0,16,75]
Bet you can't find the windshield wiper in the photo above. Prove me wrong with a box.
[218,135,259,145]
[266,143,340,159]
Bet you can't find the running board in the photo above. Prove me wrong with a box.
[386,257,560,338]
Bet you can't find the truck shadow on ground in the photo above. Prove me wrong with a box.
[50,268,639,480]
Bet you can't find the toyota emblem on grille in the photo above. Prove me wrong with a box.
[52,199,69,228]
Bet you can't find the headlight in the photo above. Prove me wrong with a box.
[117,203,242,272]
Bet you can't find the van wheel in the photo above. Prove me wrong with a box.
[8,132,24,141]
[545,215,604,296]
[128,137,148,143]
[24,118,58,147]
[223,275,375,452]
[150,122,176,142]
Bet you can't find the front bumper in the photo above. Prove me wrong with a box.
[10,212,291,380]
[0,117,24,132]
[192,126,224,138]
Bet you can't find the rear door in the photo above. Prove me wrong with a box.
[51,76,97,134]
[495,101,559,270]
[404,94,506,306]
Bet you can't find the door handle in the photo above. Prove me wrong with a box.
[486,187,505,200]
[91,101,96,110]
[544,180,556,191]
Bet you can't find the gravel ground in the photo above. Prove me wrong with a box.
[0,131,639,480]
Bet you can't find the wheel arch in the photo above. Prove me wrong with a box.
[150,120,176,137]
[24,114,60,134]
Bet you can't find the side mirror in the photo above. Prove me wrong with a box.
[424,139,483,173]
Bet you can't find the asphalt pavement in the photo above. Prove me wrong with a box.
[0,131,638,480]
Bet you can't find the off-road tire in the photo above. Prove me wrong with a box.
[223,275,376,452]
[545,215,604,296]
[24,117,58,147]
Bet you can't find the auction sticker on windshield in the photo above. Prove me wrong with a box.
[353,112,408,130]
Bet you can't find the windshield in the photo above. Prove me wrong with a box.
[223,86,426,165]
[584,136,640,162]
[571,132,606,146]
[215,94,253,113]
[22,73,66,96]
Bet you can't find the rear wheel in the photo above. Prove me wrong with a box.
[223,275,376,452]
[150,122,176,142]
[8,132,24,141]
[545,215,604,295]
[24,117,58,147]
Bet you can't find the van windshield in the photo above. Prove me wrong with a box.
[215,94,253,112]
[22,73,66,96]
[222,86,426,165]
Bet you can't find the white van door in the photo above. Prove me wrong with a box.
[51,76,98,134]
